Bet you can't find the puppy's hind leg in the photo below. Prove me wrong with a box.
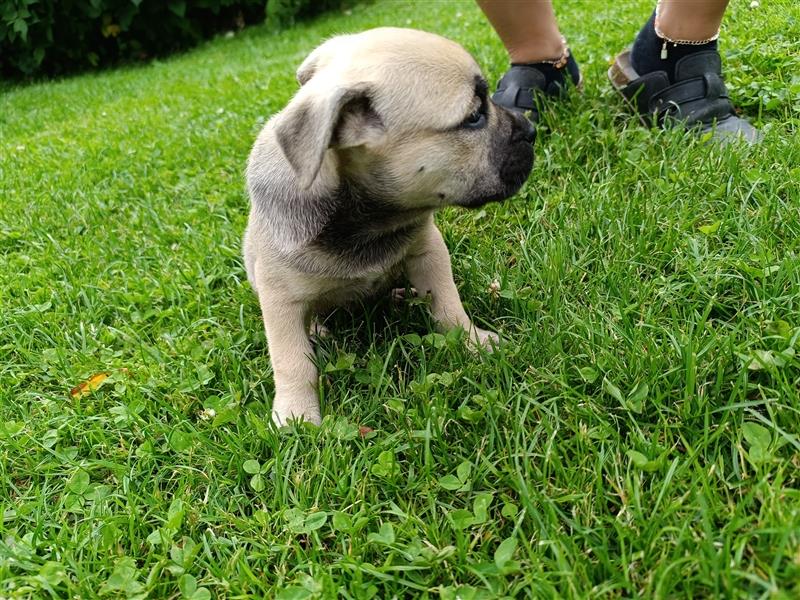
[404,219,499,350]
[254,269,321,426]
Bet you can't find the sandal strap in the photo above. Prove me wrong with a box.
[492,55,581,118]
[493,65,547,112]
[650,72,733,125]
[651,73,727,108]
[620,51,736,127]
[513,89,538,111]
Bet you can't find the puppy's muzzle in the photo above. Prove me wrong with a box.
[515,112,537,145]
[454,103,535,208]
[498,108,536,192]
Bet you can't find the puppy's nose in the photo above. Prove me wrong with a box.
[521,118,536,144]
[508,109,536,144]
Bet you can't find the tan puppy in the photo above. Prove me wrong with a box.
[244,28,535,425]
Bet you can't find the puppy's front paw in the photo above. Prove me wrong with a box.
[391,287,418,303]
[469,327,501,352]
[272,395,322,427]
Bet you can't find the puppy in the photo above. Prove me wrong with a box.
[244,28,535,425]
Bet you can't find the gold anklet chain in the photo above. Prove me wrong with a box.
[654,2,720,59]
[537,36,570,69]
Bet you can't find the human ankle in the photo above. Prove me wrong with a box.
[509,35,566,65]
[630,10,719,83]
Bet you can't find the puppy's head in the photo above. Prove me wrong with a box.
[273,27,535,208]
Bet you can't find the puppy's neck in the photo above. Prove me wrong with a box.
[305,176,432,275]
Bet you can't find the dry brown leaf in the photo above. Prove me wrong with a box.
[70,372,109,399]
[359,426,374,438]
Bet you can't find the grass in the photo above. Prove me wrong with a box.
[1,0,800,597]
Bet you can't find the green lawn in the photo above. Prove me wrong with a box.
[2,0,800,597]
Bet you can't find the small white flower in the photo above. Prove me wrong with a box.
[749,0,759,7]
[199,408,216,421]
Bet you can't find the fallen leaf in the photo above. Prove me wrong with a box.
[359,426,374,437]
[70,372,109,399]
[698,220,722,235]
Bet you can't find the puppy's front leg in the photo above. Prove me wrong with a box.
[405,219,499,350]
[257,289,321,426]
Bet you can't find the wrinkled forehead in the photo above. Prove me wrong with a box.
[319,29,485,130]
[367,59,485,130]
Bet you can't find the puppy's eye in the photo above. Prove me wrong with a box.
[461,109,486,130]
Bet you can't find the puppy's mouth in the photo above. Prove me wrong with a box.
[457,137,534,208]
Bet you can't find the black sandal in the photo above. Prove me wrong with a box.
[608,49,760,143]
[492,53,582,123]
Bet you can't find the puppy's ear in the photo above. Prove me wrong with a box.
[274,82,383,189]
[296,50,321,85]
[330,93,385,149]
[296,35,351,85]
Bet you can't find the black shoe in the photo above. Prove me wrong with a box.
[492,53,582,123]
[608,48,760,144]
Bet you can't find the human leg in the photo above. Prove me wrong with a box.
[476,0,564,64]
[609,0,759,143]
[476,0,580,121]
